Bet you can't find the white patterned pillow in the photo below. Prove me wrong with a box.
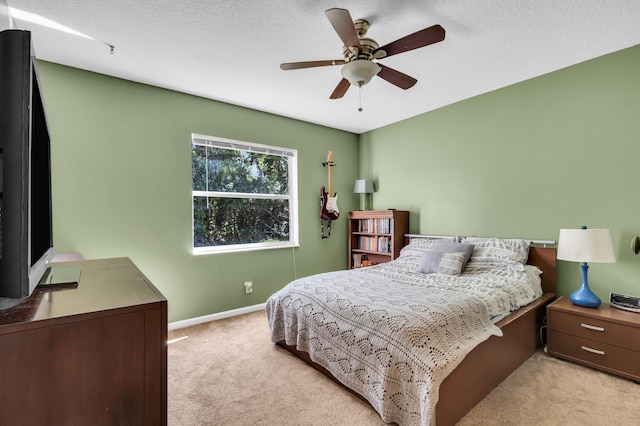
[462,237,531,266]
[417,251,467,275]
[438,252,468,275]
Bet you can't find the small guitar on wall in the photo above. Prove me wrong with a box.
[321,151,339,221]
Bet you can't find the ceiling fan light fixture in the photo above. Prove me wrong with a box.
[341,60,381,86]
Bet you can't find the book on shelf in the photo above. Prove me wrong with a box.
[357,218,394,234]
[357,236,391,253]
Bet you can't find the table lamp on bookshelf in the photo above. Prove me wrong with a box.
[557,226,616,308]
[354,179,374,210]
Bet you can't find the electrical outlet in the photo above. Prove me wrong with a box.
[244,281,253,294]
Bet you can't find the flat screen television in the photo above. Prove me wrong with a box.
[0,29,54,306]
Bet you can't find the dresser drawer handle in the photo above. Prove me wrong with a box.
[581,345,605,356]
[580,323,604,332]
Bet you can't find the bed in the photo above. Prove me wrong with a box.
[266,235,556,426]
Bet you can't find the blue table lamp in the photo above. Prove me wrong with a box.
[557,226,616,308]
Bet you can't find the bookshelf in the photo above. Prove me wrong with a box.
[348,210,409,269]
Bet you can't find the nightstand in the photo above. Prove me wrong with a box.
[547,296,640,381]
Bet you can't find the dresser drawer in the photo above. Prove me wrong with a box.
[548,309,640,352]
[548,331,640,381]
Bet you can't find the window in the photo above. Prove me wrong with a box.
[191,133,298,254]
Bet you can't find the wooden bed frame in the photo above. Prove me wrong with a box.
[277,242,557,426]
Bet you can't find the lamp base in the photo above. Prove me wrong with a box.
[570,263,601,308]
[570,288,601,308]
[359,193,372,211]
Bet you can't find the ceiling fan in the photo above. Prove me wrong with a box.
[280,8,445,100]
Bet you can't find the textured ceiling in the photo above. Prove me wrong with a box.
[7,0,640,134]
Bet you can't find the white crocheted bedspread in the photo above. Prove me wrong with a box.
[266,260,542,426]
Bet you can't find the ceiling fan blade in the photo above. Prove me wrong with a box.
[280,60,345,70]
[377,64,417,90]
[330,78,350,99]
[375,24,445,58]
[325,8,361,49]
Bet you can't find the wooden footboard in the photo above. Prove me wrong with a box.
[435,292,555,425]
[437,245,557,425]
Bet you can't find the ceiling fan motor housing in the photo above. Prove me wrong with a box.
[342,37,379,62]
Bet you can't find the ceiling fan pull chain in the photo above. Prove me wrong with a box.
[358,84,363,112]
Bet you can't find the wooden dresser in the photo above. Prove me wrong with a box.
[547,296,640,381]
[0,257,167,425]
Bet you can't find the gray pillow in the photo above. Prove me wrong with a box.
[417,251,468,275]
[431,241,474,267]
[416,251,444,274]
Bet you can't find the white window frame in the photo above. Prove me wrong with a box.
[191,133,299,254]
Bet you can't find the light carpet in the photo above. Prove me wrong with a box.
[168,310,640,425]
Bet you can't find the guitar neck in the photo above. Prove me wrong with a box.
[326,151,334,195]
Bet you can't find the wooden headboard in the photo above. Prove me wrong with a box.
[404,234,557,295]
[527,246,556,295]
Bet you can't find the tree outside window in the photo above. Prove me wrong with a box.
[191,134,298,254]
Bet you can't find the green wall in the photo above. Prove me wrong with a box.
[37,43,640,322]
[37,62,359,322]
[360,44,640,301]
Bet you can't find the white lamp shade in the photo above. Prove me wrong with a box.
[341,60,381,86]
[557,228,616,263]
[353,179,374,194]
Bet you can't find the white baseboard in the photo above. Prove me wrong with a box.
[168,303,266,331]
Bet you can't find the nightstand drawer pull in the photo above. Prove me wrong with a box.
[581,345,605,356]
[580,323,604,332]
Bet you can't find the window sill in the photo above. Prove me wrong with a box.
[193,241,299,255]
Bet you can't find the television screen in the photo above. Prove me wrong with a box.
[28,64,54,276]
